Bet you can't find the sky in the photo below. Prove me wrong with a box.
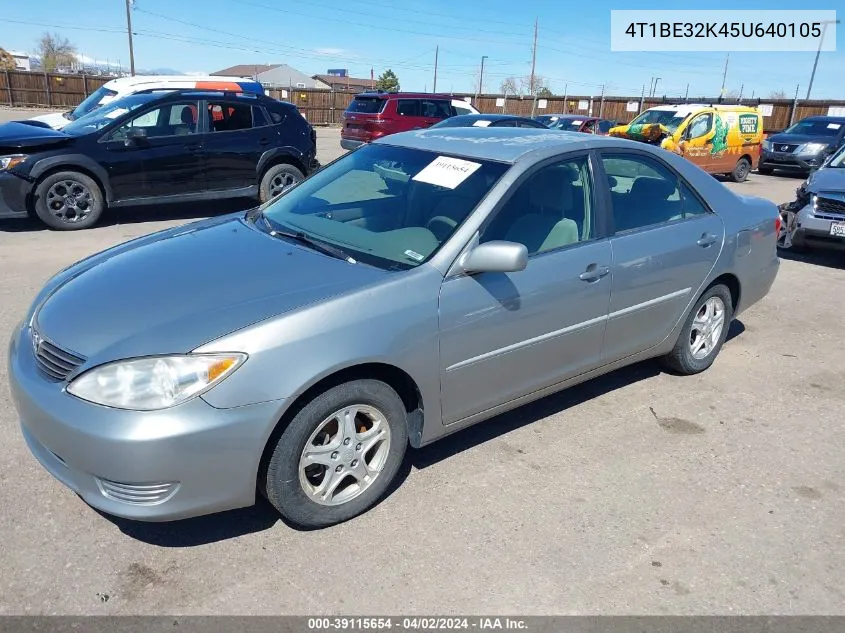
[1,0,842,100]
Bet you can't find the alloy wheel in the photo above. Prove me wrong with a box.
[689,297,726,360]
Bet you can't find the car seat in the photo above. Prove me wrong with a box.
[175,106,196,134]
[614,176,680,231]
[504,168,579,254]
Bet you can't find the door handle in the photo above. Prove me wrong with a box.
[697,233,718,247]
[579,263,610,282]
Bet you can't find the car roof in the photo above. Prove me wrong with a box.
[453,114,532,121]
[137,89,281,104]
[352,91,454,100]
[542,113,596,119]
[800,116,845,122]
[373,126,627,163]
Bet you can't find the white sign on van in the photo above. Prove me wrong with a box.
[827,106,845,117]
[538,99,548,109]
[577,100,589,110]
[626,101,639,112]
[495,97,505,106]
[281,89,289,99]
[758,103,774,116]
[412,156,482,190]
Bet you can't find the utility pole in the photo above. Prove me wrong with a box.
[684,83,689,102]
[650,77,661,97]
[125,0,136,76]
[789,83,800,126]
[476,55,488,101]
[599,83,605,117]
[639,83,645,113]
[738,83,744,103]
[561,83,567,113]
[433,46,438,93]
[807,19,840,99]
[720,53,729,98]
[529,16,538,117]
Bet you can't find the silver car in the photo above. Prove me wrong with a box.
[778,144,845,252]
[8,128,780,529]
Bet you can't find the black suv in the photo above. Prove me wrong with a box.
[0,90,318,230]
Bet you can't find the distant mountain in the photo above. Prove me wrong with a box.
[140,67,186,75]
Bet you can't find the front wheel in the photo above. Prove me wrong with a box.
[729,157,751,182]
[33,171,104,230]
[259,163,304,203]
[263,379,408,528]
[660,284,733,375]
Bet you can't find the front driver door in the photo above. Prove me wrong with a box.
[101,99,205,201]
[438,152,613,425]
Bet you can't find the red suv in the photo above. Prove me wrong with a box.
[340,91,458,150]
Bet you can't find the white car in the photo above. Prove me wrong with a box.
[30,75,266,130]
[451,98,479,116]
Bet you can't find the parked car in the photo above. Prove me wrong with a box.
[777,143,845,252]
[759,116,845,176]
[8,128,779,529]
[0,89,317,230]
[451,99,481,116]
[29,75,266,130]
[429,113,549,129]
[609,104,764,182]
[536,114,617,135]
[340,91,461,150]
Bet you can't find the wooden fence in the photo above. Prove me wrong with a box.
[3,69,844,133]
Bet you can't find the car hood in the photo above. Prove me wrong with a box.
[29,112,71,130]
[33,214,389,363]
[767,132,836,146]
[0,120,71,151]
[807,166,845,192]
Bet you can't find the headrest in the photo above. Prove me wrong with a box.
[628,176,676,201]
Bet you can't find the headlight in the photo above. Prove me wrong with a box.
[799,142,827,155]
[762,139,771,151]
[0,155,27,171]
[66,353,247,410]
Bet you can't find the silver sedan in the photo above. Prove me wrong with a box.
[8,128,780,529]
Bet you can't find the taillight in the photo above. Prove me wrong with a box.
[775,215,782,235]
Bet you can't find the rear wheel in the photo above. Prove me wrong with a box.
[259,163,304,203]
[33,171,104,230]
[263,379,408,528]
[729,157,751,182]
[661,284,733,375]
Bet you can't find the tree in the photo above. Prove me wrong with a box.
[536,86,553,98]
[769,89,788,99]
[36,32,76,72]
[375,69,399,92]
[0,48,16,71]
[519,73,548,96]
[500,77,518,96]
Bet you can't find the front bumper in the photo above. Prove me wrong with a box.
[760,150,826,172]
[8,325,286,522]
[0,171,32,219]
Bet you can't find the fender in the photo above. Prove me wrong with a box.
[255,147,309,178]
[29,154,114,202]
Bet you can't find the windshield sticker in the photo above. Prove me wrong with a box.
[828,123,841,129]
[673,111,688,117]
[472,120,492,127]
[412,155,482,189]
[570,120,583,125]
[404,249,424,262]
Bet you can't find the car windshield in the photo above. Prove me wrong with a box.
[430,115,492,128]
[784,119,844,136]
[259,143,510,270]
[628,109,689,132]
[62,94,159,136]
[345,97,386,114]
[826,144,845,168]
[69,85,118,119]
[550,118,585,131]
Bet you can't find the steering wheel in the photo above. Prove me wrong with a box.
[426,215,458,241]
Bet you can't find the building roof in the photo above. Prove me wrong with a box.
[211,64,282,77]
[313,74,373,88]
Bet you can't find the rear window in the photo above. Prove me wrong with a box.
[346,97,386,114]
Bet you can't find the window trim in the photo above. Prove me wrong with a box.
[474,149,610,260]
[593,147,715,237]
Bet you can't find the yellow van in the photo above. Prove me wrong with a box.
[608,104,764,182]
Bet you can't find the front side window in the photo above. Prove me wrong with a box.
[259,143,510,270]
[107,101,200,140]
[602,153,706,232]
[687,113,713,139]
[480,156,594,255]
[63,94,158,136]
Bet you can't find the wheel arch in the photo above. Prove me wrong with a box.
[709,272,741,312]
[256,362,424,491]
[30,155,113,203]
[256,149,307,182]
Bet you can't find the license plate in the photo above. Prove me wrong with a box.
[830,221,845,237]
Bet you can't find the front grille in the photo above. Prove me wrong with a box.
[773,143,799,153]
[97,478,180,505]
[816,196,845,217]
[33,333,85,381]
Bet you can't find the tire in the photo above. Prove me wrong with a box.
[757,165,774,176]
[259,163,305,204]
[729,157,751,182]
[264,379,408,528]
[660,283,733,376]
[33,171,104,230]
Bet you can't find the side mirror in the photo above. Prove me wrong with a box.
[460,240,528,274]
[124,127,148,147]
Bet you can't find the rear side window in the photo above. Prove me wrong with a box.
[346,97,386,114]
[421,99,452,119]
[252,106,270,127]
[396,100,420,116]
[207,101,254,132]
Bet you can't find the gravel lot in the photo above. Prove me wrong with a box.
[1,107,843,615]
